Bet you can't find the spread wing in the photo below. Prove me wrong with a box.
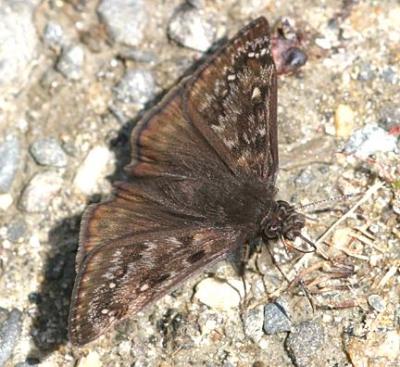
[127,16,278,184]
[69,226,245,345]
[184,17,278,183]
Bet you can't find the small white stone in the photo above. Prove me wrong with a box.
[335,104,354,138]
[168,7,218,52]
[56,44,85,80]
[20,171,63,213]
[73,146,113,195]
[315,37,332,50]
[98,0,147,47]
[76,351,102,367]
[194,277,244,310]
[0,193,13,210]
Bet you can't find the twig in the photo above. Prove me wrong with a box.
[288,181,384,278]
[315,181,384,247]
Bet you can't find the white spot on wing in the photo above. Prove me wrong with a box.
[251,87,261,100]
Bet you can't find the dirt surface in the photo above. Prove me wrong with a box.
[0,0,399,366]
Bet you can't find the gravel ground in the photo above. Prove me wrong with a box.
[0,0,399,366]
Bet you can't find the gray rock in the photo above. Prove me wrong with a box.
[263,301,292,335]
[285,320,325,367]
[43,21,65,48]
[168,6,218,52]
[30,137,67,167]
[381,66,398,84]
[357,63,375,81]
[368,294,386,313]
[0,0,39,96]
[294,168,315,187]
[379,105,400,130]
[19,171,63,213]
[6,217,27,243]
[114,69,155,105]
[0,135,21,193]
[56,44,85,80]
[187,0,205,8]
[98,0,147,47]
[118,49,157,64]
[0,308,22,367]
[344,124,398,158]
[244,306,264,343]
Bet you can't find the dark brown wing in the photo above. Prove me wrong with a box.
[126,82,237,179]
[184,17,278,183]
[127,17,278,184]
[69,226,246,345]
[75,180,207,271]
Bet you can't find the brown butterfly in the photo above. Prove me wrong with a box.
[69,16,307,346]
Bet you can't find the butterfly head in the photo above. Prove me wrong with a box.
[261,200,305,241]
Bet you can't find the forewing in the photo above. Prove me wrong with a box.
[184,17,279,183]
[69,226,245,345]
[126,83,237,179]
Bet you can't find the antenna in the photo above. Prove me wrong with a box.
[295,192,363,212]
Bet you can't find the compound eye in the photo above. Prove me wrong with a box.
[263,223,282,240]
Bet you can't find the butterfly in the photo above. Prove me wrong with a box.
[68,16,307,346]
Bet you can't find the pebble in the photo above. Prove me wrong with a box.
[114,69,155,105]
[73,146,113,195]
[0,193,13,210]
[43,21,65,48]
[98,0,147,47]
[30,137,68,167]
[381,67,398,84]
[344,124,398,158]
[0,308,22,367]
[194,278,244,310]
[56,44,85,80]
[0,135,21,193]
[331,228,352,250]
[118,49,157,64]
[379,105,400,130]
[357,63,375,81]
[285,320,325,367]
[168,6,218,52]
[76,351,102,367]
[233,0,269,16]
[243,306,264,343]
[6,217,27,242]
[263,301,292,335]
[367,294,386,312]
[0,1,38,96]
[335,104,355,138]
[294,168,315,187]
[347,330,400,365]
[19,171,63,213]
